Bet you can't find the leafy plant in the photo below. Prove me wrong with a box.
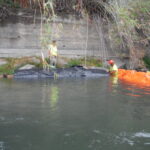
[143,56,150,69]
[66,57,103,68]
[66,59,82,67]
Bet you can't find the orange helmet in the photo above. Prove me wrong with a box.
[108,60,114,65]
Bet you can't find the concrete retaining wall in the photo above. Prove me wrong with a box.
[0,11,114,58]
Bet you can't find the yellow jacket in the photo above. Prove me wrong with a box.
[109,64,118,75]
[49,44,57,56]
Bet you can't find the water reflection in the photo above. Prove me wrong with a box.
[110,76,118,86]
[40,81,59,112]
[50,85,59,110]
[0,141,5,150]
[110,76,150,97]
[108,76,119,94]
[120,81,150,97]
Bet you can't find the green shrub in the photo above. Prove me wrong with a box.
[66,58,103,68]
[66,59,82,67]
[85,58,102,67]
[143,56,150,69]
[0,64,15,75]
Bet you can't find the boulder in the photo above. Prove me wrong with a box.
[19,64,36,70]
[0,59,7,66]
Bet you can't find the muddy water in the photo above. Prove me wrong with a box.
[0,77,150,150]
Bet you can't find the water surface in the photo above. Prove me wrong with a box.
[0,77,150,150]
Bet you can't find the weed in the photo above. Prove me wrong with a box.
[66,57,103,68]
[66,59,82,67]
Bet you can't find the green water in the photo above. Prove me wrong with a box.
[0,77,150,150]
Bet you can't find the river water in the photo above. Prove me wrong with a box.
[0,77,150,150]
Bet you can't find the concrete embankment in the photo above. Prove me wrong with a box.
[0,9,116,58]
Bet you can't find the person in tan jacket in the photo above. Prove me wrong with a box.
[48,40,58,68]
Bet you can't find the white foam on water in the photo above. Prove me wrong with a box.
[133,132,150,138]
[0,141,5,150]
[93,130,101,134]
[144,143,150,145]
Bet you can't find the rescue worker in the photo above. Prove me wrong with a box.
[48,40,58,68]
[107,60,118,76]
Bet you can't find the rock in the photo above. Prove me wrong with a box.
[19,64,36,70]
[0,59,7,66]
[7,75,14,79]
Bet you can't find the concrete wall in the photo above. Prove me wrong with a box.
[0,12,113,58]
